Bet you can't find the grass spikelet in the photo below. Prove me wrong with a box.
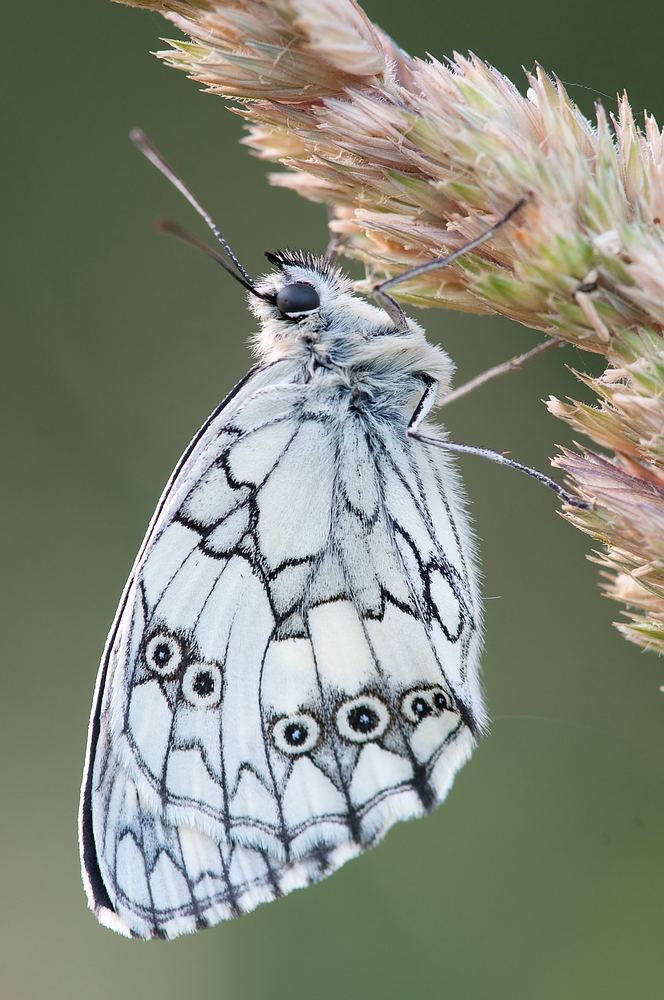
[117,0,664,656]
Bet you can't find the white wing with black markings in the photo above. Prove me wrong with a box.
[80,254,484,940]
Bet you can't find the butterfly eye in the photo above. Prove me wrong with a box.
[272,713,321,755]
[145,633,182,676]
[335,695,391,744]
[275,282,320,315]
[400,686,451,724]
[182,662,222,707]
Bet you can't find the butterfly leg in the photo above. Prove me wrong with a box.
[407,380,591,510]
[371,199,527,333]
[437,338,563,409]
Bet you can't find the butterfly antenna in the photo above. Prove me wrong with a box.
[130,128,254,287]
[377,198,527,294]
[372,198,527,331]
[155,218,266,297]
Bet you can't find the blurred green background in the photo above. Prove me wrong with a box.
[2,0,663,997]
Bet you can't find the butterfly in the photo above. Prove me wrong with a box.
[79,132,583,940]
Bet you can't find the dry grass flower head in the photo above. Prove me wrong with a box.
[119,0,664,657]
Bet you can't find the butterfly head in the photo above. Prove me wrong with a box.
[249,249,452,389]
[253,249,353,319]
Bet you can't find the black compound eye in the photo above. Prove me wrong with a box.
[276,282,320,315]
[272,713,321,755]
[336,695,391,744]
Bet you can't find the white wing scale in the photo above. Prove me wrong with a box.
[81,340,482,939]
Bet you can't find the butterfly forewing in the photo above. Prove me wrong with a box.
[80,258,483,939]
